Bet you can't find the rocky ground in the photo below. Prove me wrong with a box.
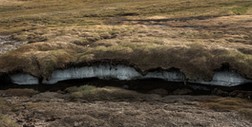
[0,85,251,127]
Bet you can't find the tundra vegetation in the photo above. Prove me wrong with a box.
[0,0,252,126]
[0,86,251,126]
[0,0,252,81]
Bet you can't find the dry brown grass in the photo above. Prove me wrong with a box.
[1,88,252,126]
[0,97,5,110]
[0,115,18,127]
[239,108,252,122]
[0,88,38,97]
[0,0,252,81]
[0,98,18,127]
[200,97,252,121]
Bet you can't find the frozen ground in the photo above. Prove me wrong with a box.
[10,64,250,86]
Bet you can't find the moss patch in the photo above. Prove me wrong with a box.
[65,85,148,101]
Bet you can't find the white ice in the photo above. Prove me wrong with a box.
[198,71,249,86]
[10,74,39,85]
[9,65,250,86]
[144,71,185,82]
[42,64,142,84]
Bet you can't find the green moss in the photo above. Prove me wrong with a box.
[66,85,97,98]
[231,6,249,15]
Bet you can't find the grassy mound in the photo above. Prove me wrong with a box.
[0,0,252,81]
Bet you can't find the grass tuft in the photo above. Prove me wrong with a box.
[65,85,146,101]
[231,6,249,15]
[200,97,252,121]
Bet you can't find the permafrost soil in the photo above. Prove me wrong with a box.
[8,64,250,86]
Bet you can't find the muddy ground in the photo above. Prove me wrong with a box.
[0,85,251,127]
